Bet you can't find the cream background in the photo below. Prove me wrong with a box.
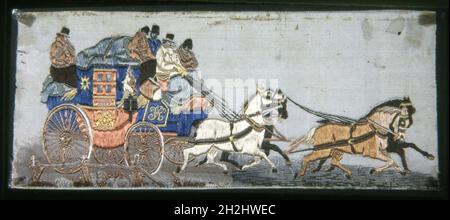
[13,11,438,178]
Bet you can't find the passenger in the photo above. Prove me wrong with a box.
[42,27,78,102]
[129,26,159,101]
[176,38,198,72]
[148,24,161,56]
[155,33,187,92]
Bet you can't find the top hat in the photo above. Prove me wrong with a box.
[141,26,150,34]
[165,33,175,41]
[181,38,193,50]
[151,25,160,34]
[57,27,70,36]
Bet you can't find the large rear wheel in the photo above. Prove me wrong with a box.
[42,104,93,174]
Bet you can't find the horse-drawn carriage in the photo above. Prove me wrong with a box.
[38,36,208,182]
[33,35,433,186]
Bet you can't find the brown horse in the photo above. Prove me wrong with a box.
[289,98,415,179]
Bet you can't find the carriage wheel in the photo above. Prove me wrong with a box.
[42,104,93,174]
[93,146,124,165]
[124,122,164,175]
[164,138,195,165]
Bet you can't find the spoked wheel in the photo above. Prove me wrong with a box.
[124,122,164,175]
[93,146,124,165]
[164,137,195,165]
[42,104,93,174]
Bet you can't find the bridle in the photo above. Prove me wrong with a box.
[241,91,286,134]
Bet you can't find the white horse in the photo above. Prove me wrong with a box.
[178,86,288,174]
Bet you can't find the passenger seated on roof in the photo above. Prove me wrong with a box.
[176,38,198,72]
[41,27,78,103]
[155,33,187,92]
[128,26,163,102]
[148,25,161,56]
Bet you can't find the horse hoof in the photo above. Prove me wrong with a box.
[285,161,293,167]
[427,154,435,160]
[176,166,181,173]
[293,173,298,180]
[272,168,278,173]
[345,174,352,179]
[223,170,229,175]
[369,169,376,175]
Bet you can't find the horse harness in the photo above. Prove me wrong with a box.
[313,122,378,153]
[187,111,265,152]
[394,112,410,133]
[186,89,284,151]
[313,117,410,153]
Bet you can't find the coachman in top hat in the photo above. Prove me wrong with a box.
[49,27,77,88]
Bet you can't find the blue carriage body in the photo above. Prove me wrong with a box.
[45,36,207,137]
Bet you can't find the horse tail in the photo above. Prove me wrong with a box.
[287,127,316,153]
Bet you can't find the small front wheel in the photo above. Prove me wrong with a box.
[164,137,195,165]
[124,122,164,175]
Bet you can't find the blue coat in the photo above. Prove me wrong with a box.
[149,38,161,56]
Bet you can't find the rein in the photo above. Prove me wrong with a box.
[287,96,404,137]
[289,130,376,154]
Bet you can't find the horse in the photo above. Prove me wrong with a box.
[299,97,433,174]
[194,93,292,169]
[288,97,416,179]
[385,134,435,173]
[177,86,288,174]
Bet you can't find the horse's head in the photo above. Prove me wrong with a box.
[397,97,415,138]
[255,85,288,124]
[274,89,288,121]
[399,96,415,127]
[367,97,416,141]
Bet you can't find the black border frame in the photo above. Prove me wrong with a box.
[1,0,448,200]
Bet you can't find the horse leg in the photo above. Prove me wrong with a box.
[261,141,271,156]
[220,151,243,170]
[387,140,410,172]
[179,144,210,173]
[312,159,327,173]
[295,150,331,179]
[325,166,335,172]
[205,148,229,174]
[195,151,234,168]
[241,157,262,171]
[254,149,278,172]
[179,149,191,173]
[389,147,410,174]
[404,142,435,160]
[370,150,402,174]
[263,141,292,166]
[330,150,352,179]
[194,156,207,167]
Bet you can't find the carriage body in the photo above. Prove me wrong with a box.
[41,37,209,176]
